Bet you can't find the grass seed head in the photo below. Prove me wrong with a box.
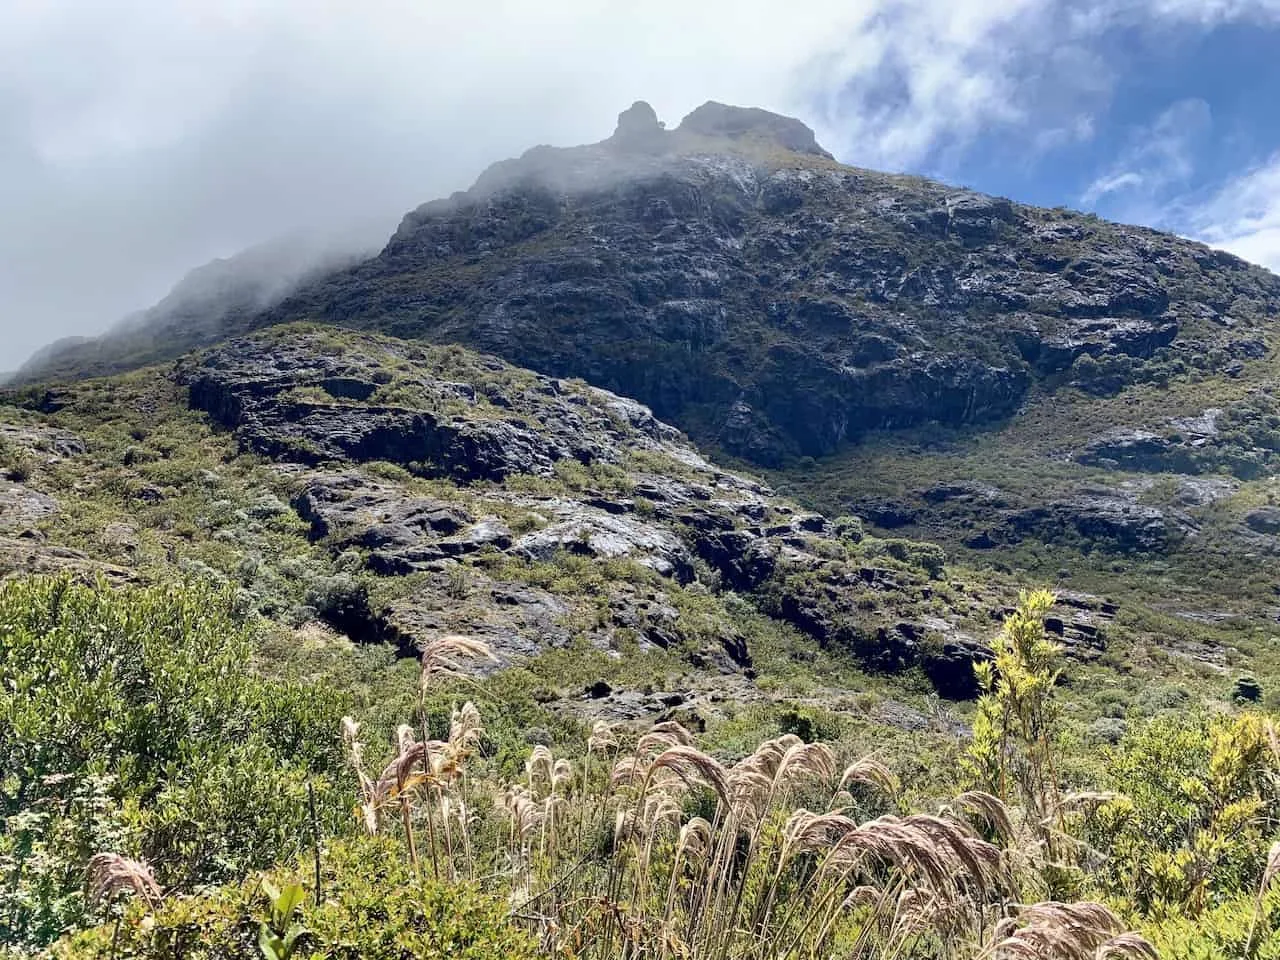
[86,853,161,909]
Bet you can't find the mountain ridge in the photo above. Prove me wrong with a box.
[18,99,1277,471]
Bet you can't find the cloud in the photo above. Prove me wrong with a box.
[1,0,1278,368]
[1079,98,1213,211]
[0,0,1069,368]
[1182,152,1280,271]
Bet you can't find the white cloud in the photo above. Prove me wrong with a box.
[1081,171,1146,204]
[1183,152,1280,271]
[1079,98,1212,211]
[1,0,1278,366]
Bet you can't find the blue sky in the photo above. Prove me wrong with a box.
[2,0,1279,368]
[802,1,1280,271]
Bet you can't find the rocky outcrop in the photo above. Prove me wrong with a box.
[173,328,1026,696]
[1075,403,1280,480]
[0,482,59,530]
[1009,493,1190,553]
[177,332,688,483]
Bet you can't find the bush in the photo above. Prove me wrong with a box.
[832,515,864,543]
[1089,711,1279,916]
[882,538,947,578]
[1233,674,1263,703]
[0,575,349,950]
[52,837,541,960]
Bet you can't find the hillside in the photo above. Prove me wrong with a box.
[6,100,1280,958]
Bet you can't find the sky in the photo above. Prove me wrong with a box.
[3,1,1280,370]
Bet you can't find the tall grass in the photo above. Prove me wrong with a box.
[335,690,1153,960]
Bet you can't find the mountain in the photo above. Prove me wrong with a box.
[11,97,1280,687]
[8,100,1280,956]
[268,100,1280,467]
[20,101,1279,471]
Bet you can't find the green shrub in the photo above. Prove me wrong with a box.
[881,538,946,578]
[52,837,540,960]
[1088,711,1279,917]
[832,515,864,543]
[0,575,349,949]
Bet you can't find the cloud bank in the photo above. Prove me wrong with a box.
[2,0,1279,368]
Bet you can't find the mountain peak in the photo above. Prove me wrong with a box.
[611,100,665,147]
[675,101,833,159]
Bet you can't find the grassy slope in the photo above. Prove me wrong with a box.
[0,332,976,796]
[767,345,1280,724]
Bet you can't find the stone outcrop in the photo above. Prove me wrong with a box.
[166,328,1030,696]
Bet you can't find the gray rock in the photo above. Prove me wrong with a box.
[1245,508,1280,535]
[0,482,58,530]
[1010,493,1189,553]
[513,509,693,581]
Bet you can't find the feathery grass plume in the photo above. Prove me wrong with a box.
[418,633,497,691]
[783,809,858,858]
[588,719,623,755]
[497,785,542,845]
[86,853,161,909]
[637,721,695,758]
[341,715,364,770]
[526,744,554,792]
[772,741,837,792]
[741,734,804,780]
[396,723,416,754]
[1260,839,1280,894]
[955,790,1016,845]
[448,701,484,751]
[552,758,574,792]
[640,792,684,837]
[1096,932,1160,959]
[340,715,380,833]
[648,745,730,807]
[892,887,969,940]
[611,755,649,790]
[727,766,775,824]
[824,813,1002,898]
[991,901,1139,960]
[840,756,900,799]
[675,817,714,864]
[371,738,448,802]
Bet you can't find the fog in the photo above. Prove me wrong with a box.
[2,1,1274,371]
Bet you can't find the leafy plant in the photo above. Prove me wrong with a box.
[256,880,307,960]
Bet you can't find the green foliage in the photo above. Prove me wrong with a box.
[1236,674,1264,703]
[257,880,307,960]
[831,515,864,543]
[964,590,1062,824]
[0,575,349,949]
[1089,711,1280,918]
[1142,889,1280,959]
[53,837,541,960]
[878,537,946,578]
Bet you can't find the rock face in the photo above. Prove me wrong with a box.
[18,100,1278,470]
[1075,401,1280,480]
[166,327,1045,696]
[260,101,1277,466]
[176,330,686,483]
[0,482,59,530]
